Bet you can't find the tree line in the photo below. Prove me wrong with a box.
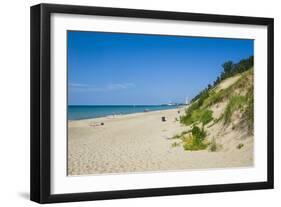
[190,55,254,103]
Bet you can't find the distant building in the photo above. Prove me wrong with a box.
[185,96,189,105]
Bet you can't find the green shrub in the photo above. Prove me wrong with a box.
[182,90,209,119]
[183,126,207,151]
[183,134,208,151]
[197,90,209,107]
[185,101,200,117]
[201,110,213,125]
[191,126,206,141]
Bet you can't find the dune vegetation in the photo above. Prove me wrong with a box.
[173,56,254,151]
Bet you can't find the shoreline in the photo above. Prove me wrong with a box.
[68,106,186,122]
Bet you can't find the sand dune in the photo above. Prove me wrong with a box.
[215,74,241,92]
[68,107,253,176]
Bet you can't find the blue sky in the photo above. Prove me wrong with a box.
[68,31,253,105]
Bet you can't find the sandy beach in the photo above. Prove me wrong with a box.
[68,107,253,176]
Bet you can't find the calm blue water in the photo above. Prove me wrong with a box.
[68,105,179,120]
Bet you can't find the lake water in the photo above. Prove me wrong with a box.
[68,105,179,120]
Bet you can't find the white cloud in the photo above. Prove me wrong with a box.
[68,83,89,87]
[106,83,135,90]
[69,82,135,92]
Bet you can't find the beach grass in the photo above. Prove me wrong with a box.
[245,85,254,134]
[223,95,247,124]
[180,108,213,126]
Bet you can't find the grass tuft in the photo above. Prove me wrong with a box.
[180,108,213,126]
[223,96,247,124]
[237,143,244,149]
[171,142,181,147]
[209,137,218,152]
[171,130,190,139]
[245,85,254,134]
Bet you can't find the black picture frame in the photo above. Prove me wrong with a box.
[30,3,274,204]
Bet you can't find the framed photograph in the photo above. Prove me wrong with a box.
[30,3,274,203]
